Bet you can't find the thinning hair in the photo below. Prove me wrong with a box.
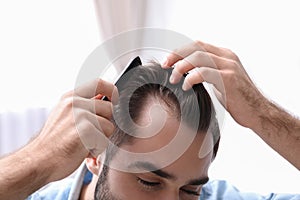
[106,62,220,161]
[94,62,220,200]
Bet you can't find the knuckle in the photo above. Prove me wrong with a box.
[168,51,181,61]
[175,61,186,72]
[62,96,74,108]
[94,78,103,93]
[72,97,89,111]
[224,48,239,60]
[171,48,180,55]
[194,50,204,58]
[71,96,81,107]
[198,67,208,77]
[107,122,115,135]
[193,51,207,64]
[195,40,207,52]
[228,60,239,69]
[79,121,95,136]
[96,78,104,87]
[223,70,236,82]
[98,119,114,136]
[195,40,204,47]
[61,91,73,100]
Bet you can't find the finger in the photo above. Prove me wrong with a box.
[163,40,235,68]
[73,97,113,120]
[97,117,115,137]
[77,121,110,157]
[170,51,231,84]
[87,113,115,137]
[182,67,225,96]
[170,51,220,84]
[77,110,115,137]
[212,86,226,107]
[75,79,118,99]
[181,68,204,90]
[162,42,205,68]
[195,40,230,58]
[94,100,113,120]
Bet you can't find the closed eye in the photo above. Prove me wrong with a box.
[181,188,200,196]
[137,178,160,187]
[137,177,163,191]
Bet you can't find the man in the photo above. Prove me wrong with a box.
[1,41,299,199]
[28,59,221,199]
[27,60,300,200]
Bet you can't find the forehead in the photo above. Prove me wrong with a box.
[127,99,212,155]
[109,113,213,178]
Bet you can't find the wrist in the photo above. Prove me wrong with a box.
[25,137,57,184]
[0,142,53,199]
[29,130,89,183]
[252,97,294,138]
[251,97,273,134]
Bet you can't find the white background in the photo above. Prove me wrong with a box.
[0,0,299,195]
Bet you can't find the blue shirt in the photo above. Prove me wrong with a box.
[27,164,300,200]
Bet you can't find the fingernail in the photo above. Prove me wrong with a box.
[169,75,175,83]
[170,70,182,84]
[182,82,191,91]
[182,82,188,91]
[162,58,169,68]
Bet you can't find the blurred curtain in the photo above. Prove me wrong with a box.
[93,0,175,71]
[0,1,174,156]
[0,108,49,156]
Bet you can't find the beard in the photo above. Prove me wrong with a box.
[94,165,120,200]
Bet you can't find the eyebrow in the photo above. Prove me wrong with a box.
[128,161,209,185]
[187,177,209,185]
[129,161,176,180]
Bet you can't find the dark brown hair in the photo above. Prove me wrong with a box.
[95,62,220,200]
[106,62,220,161]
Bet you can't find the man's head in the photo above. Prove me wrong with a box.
[86,61,220,200]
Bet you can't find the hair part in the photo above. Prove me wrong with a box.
[105,62,220,163]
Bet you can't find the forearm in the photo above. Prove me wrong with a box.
[0,142,52,200]
[253,99,300,170]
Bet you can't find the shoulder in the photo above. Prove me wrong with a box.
[26,163,89,200]
[200,180,300,200]
[26,177,74,200]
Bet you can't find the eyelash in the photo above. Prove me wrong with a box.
[137,178,200,196]
[137,178,160,188]
[181,188,200,196]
